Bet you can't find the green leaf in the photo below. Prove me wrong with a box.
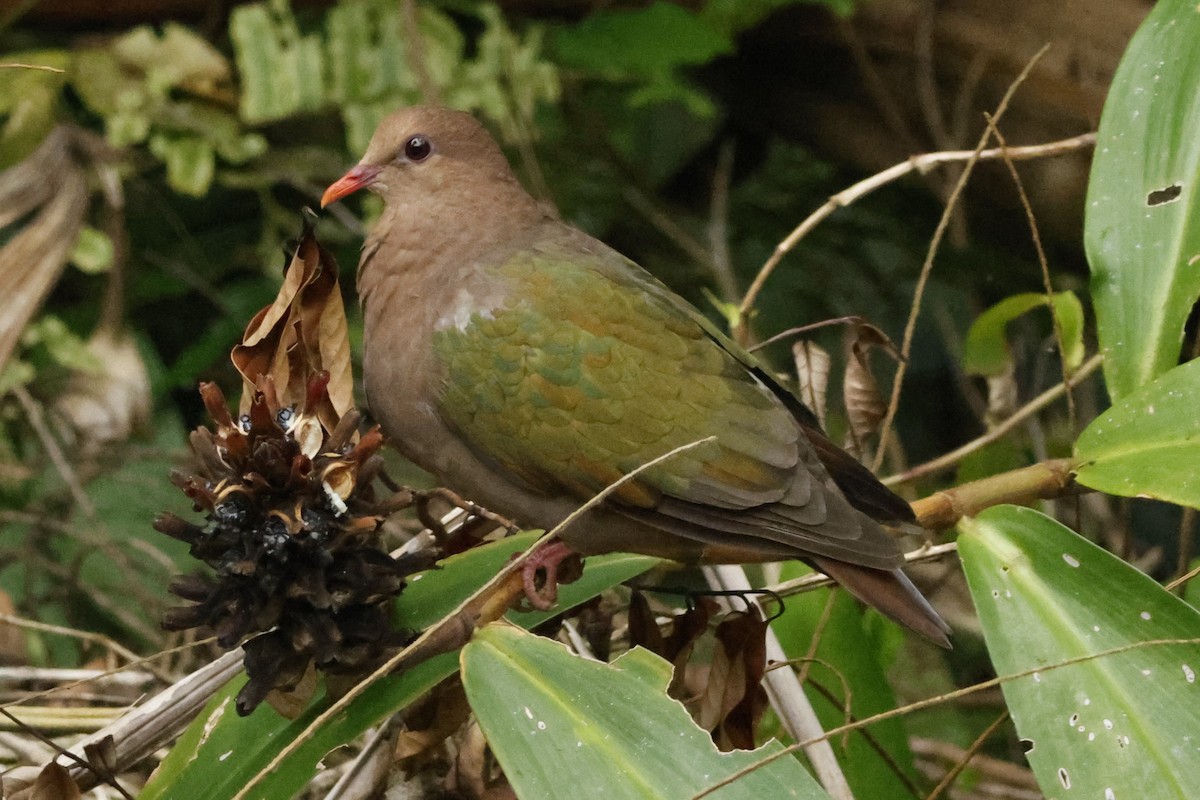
[230,0,327,124]
[551,3,732,77]
[1073,358,1200,509]
[959,505,1200,799]
[78,414,195,639]
[0,50,69,168]
[20,316,100,373]
[111,23,230,92]
[462,624,829,800]
[1084,0,1200,400]
[143,534,656,800]
[454,5,560,144]
[69,227,114,274]
[963,291,1085,377]
[148,133,216,196]
[142,655,456,800]
[699,0,855,36]
[0,360,34,397]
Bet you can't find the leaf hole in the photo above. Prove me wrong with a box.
[1146,183,1182,206]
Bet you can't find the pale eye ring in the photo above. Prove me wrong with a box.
[404,135,433,162]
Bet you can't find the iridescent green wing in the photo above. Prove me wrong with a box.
[432,226,901,566]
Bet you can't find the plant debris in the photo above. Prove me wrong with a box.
[154,216,427,715]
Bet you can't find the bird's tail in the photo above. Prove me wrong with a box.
[811,557,951,648]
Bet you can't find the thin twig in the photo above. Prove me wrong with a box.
[0,708,135,800]
[804,676,924,799]
[624,187,715,272]
[0,63,64,72]
[1176,508,1198,591]
[835,18,924,155]
[988,118,1076,425]
[4,642,210,715]
[872,45,1052,473]
[0,614,141,673]
[400,0,439,105]
[11,386,96,517]
[749,316,865,352]
[884,352,1102,486]
[734,130,1094,332]
[95,159,126,336]
[795,591,837,687]
[925,710,1010,800]
[707,139,740,303]
[1165,560,1200,593]
[914,2,951,151]
[912,736,1041,794]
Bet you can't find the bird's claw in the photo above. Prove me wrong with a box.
[518,541,580,612]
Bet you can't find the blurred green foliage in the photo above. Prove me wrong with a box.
[9,1,1187,797]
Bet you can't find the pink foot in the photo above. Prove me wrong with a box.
[521,541,580,611]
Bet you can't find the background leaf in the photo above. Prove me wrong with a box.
[550,3,732,77]
[1084,0,1200,399]
[963,291,1084,377]
[462,623,829,800]
[959,505,1200,799]
[1073,357,1200,509]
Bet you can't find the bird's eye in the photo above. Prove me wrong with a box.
[404,135,433,162]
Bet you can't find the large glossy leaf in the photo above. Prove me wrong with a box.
[1073,357,1200,509]
[142,533,656,800]
[959,505,1200,799]
[1084,0,1200,399]
[462,623,829,800]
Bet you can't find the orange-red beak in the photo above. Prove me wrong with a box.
[321,164,383,207]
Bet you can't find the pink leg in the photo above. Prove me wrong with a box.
[521,541,579,611]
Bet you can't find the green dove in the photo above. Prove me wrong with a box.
[323,106,949,645]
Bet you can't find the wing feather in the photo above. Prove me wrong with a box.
[432,222,910,568]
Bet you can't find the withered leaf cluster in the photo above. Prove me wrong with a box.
[155,218,423,715]
[629,592,769,751]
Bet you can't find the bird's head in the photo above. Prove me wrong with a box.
[321,106,523,210]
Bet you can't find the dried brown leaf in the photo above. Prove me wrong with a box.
[843,321,902,455]
[626,590,665,655]
[627,594,719,698]
[0,128,89,371]
[29,762,81,800]
[53,329,152,452]
[985,360,1019,424]
[264,661,317,718]
[792,340,830,429]
[0,588,27,663]
[82,736,118,780]
[695,610,768,751]
[232,221,353,433]
[395,680,472,760]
